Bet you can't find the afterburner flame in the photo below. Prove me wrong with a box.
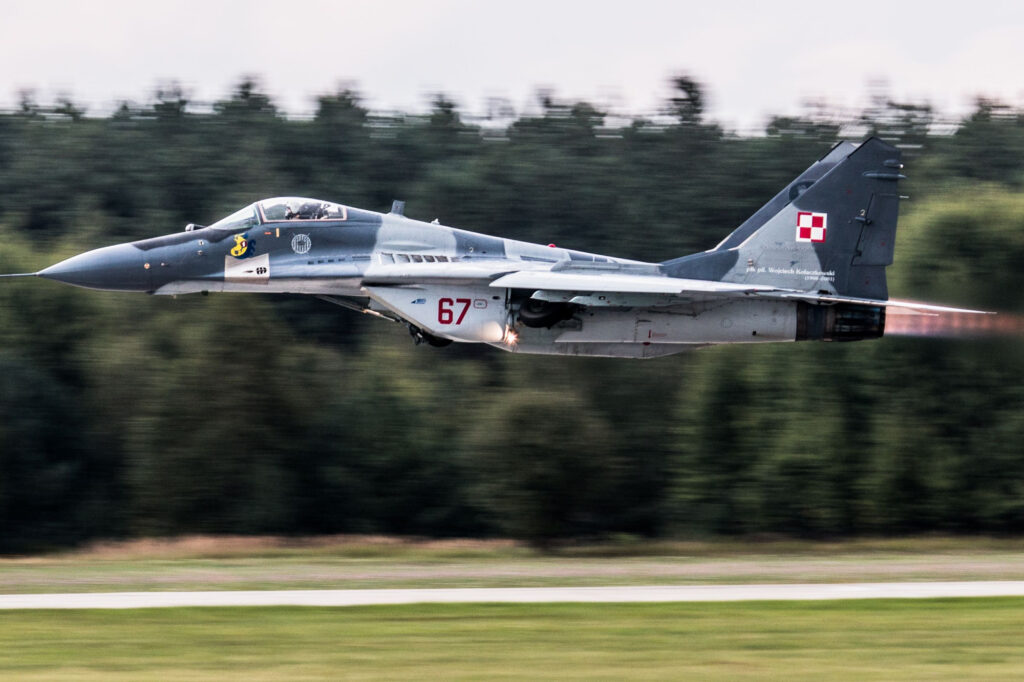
[885,310,1023,338]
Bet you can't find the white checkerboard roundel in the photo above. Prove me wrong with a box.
[796,211,827,243]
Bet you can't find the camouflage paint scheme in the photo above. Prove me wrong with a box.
[13,138,986,358]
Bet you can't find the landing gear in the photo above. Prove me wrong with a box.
[517,299,574,328]
[408,325,453,347]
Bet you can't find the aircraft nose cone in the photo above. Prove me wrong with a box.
[38,243,148,291]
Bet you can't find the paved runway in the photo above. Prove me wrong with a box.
[3,581,1024,609]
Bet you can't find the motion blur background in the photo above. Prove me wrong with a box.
[0,1,1022,553]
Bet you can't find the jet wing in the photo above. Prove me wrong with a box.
[489,271,776,296]
[487,269,991,315]
[362,262,991,316]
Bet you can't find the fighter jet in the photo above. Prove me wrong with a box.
[1,138,988,358]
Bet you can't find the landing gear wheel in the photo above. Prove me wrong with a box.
[518,299,572,328]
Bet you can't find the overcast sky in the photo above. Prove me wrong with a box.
[2,0,1022,131]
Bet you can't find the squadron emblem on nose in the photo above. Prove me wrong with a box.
[230,233,254,258]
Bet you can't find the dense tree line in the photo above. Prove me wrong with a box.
[0,79,1022,551]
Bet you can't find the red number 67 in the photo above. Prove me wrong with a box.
[438,298,471,325]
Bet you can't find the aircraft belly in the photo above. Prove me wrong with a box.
[559,300,798,344]
[494,340,692,359]
[365,284,510,342]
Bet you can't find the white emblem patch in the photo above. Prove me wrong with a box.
[291,233,312,255]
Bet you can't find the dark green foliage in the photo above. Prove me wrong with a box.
[0,80,1023,551]
[465,386,620,548]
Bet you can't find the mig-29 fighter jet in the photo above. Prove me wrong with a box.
[2,138,988,358]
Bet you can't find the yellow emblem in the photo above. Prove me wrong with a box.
[230,234,249,257]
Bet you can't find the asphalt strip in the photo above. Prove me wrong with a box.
[3,582,1024,609]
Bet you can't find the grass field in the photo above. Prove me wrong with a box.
[4,538,1024,679]
[4,535,1024,594]
[0,599,1022,680]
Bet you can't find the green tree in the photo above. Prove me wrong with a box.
[465,388,619,548]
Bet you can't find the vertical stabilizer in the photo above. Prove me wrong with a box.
[664,138,904,299]
[713,141,858,251]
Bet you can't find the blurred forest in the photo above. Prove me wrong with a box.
[0,78,1022,552]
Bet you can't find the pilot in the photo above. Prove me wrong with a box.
[285,201,322,220]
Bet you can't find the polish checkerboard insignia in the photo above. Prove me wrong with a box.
[796,212,827,243]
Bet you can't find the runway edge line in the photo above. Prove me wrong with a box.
[5,582,1024,609]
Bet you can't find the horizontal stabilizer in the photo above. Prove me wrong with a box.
[753,290,992,315]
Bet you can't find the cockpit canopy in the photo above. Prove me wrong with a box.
[259,197,348,222]
[207,197,348,231]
